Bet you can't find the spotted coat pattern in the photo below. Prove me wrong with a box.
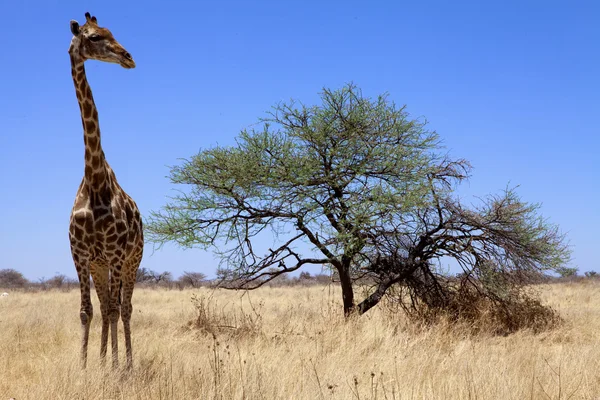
[68,12,143,370]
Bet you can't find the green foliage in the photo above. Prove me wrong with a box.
[147,84,439,253]
[147,83,571,318]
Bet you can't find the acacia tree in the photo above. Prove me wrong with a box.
[146,84,570,317]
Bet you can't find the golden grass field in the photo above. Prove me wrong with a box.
[1,282,600,399]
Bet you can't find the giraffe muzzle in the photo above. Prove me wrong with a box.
[120,52,136,69]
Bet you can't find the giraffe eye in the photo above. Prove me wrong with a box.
[89,35,103,42]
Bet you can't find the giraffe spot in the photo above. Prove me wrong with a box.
[83,102,92,119]
[125,207,134,225]
[92,172,105,187]
[85,165,93,178]
[84,120,97,133]
[79,78,86,93]
[93,208,110,222]
[101,191,112,205]
[113,209,123,222]
[86,136,98,150]
[106,226,116,236]
[77,65,84,73]
[117,235,128,247]
[91,155,100,169]
[106,234,118,243]
[84,219,94,234]
[73,213,88,226]
[85,151,92,162]
[86,87,92,98]
[115,221,127,232]
[84,234,95,245]
[73,226,84,240]
[95,214,111,228]
[106,244,116,251]
[93,219,103,231]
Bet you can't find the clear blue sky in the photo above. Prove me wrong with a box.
[0,0,598,280]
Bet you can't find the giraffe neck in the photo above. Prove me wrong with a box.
[69,41,110,191]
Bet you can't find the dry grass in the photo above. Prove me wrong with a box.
[1,282,600,399]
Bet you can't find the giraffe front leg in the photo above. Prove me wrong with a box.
[75,260,93,369]
[97,285,110,365]
[108,266,123,370]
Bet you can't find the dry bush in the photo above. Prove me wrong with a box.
[385,280,561,335]
[41,274,78,291]
[188,292,264,339]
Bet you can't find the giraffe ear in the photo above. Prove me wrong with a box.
[70,20,80,36]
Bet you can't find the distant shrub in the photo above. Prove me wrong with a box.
[178,272,207,288]
[135,268,175,288]
[556,266,578,278]
[0,269,28,289]
[40,274,78,291]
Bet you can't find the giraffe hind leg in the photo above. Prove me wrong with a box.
[122,255,142,370]
[108,264,123,369]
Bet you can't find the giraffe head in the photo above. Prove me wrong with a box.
[69,12,135,69]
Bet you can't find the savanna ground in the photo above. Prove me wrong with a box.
[1,282,600,399]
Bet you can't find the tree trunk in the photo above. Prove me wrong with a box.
[338,266,355,316]
[356,264,418,315]
[356,278,394,315]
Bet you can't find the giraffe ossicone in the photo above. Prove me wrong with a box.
[68,11,143,370]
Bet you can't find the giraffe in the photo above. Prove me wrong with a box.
[67,12,143,370]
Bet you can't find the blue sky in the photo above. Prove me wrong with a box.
[0,1,598,280]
